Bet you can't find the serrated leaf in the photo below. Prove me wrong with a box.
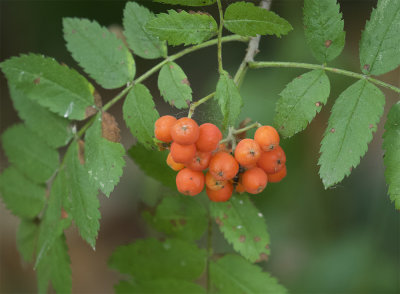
[109,238,207,281]
[319,80,385,188]
[153,0,216,6]
[1,124,59,183]
[303,0,346,63]
[85,113,125,196]
[210,255,288,294]
[224,2,293,37]
[37,234,71,294]
[123,84,159,149]
[115,279,206,294]
[158,62,192,109]
[360,0,400,75]
[64,141,100,249]
[63,18,135,89]
[128,144,176,189]
[0,167,46,219]
[383,102,400,209]
[143,195,207,240]
[146,10,218,46]
[0,54,95,120]
[123,2,167,59]
[215,71,243,132]
[210,195,270,263]
[17,220,39,263]
[274,70,330,138]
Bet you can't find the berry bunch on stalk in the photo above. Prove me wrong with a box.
[154,115,287,202]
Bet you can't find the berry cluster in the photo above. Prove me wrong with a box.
[154,116,287,202]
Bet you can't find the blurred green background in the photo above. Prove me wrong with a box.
[0,0,399,293]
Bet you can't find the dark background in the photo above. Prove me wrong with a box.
[1,0,399,293]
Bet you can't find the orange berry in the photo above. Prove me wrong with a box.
[268,165,287,183]
[186,151,212,171]
[254,126,280,151]
[154,115,177,143]
[166,152,185,171]
[206,182,233,202]
[205,171,227,191]
[234,139,261,167]
[196,123,222,152]
[242,167,268,194]
[170,142,196,164]
[209,152,239,181]
[170,117,199,145]
[234,175,245,194]
[176,168,205,196]
[257,145,286,174]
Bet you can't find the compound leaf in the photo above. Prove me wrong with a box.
[153,0,216,6]
[146,10,218,46]
[115,279,205,294]
[224,2,292,37]
[123,2,167,59]
[319,80,385,188]
[158,62,192,109]
[303,0,346,63]
[274,70,330,138]
[360,0,400,75]
[2,124,59,183]
[210,195,270,263]
[63,18,135,89]
[383,102,400,209]
[17,220,39,263]
[123,84,159,149]
[210,255,288,294]
[0,54,94,120]
[85,113,125,197]
[109,238,207,281]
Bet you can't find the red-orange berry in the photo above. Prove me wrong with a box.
[196,123,222,152]
[205,171,227,191]
[209,152,239,181]
[234,139,261,167]
[154,115,177,143]
[242,167,268,194]
[170,117,199,145]
[186,151,212,171]
[166,152,185,171]
[267,165,287,183]
[257,145,286,174]
[234,175,245,194]
[170,142,196,164]
[176,168,205,196]
[206,182,233,202]
[254,126,280,151]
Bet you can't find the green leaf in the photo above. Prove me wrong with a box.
[359,0,400,75]
[215,71,243,132]
[210,195,270,263]
[63,18,135,89]
[210,255,288,294]
[17,220,39,263]
[115,279,205,294]
[303,0,346,63]
[123,84,159,149]
[37,234,71,294]
[128,144,176,189]
[0,54,95,120]
[0,167,46,219]
[224,2,293,37]
[1,124,59,183]
[274,70,330,138]
[109,238,207,281]
[64,141,100,249]
[383,102,400,209]
[319,80,385,188]
[158,62,192,109]
[85,113,125,197]
[146,10,218,46]
[143,194,207,240]
[123,2,167,59]
[153,0,216,6]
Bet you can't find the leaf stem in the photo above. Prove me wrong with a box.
[249,61,400,94]
[219,122,262,145]
[216,0,224,73]
[188,92,215,118]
